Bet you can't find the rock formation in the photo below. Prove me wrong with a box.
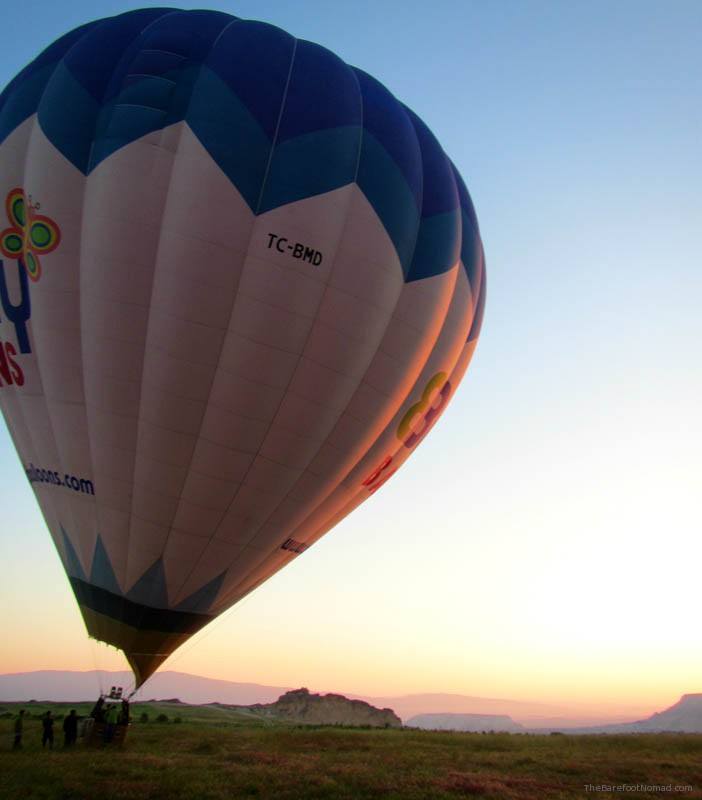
[246,688,401,728]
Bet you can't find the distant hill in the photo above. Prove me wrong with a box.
[558,694,702,734]
[634,693,702,732]
[407,713,524,733]
[0,671,576,723]
[233,688,401,728]
[0,670,664,728]
[0,670,288,706]
[349,691,609,726]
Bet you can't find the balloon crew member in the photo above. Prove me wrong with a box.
[103,703,120,744]
[13,710,25,749]
[90,697,105,723]
[119,699,130,726]
[41,711,54,749]
[63,710,78,747]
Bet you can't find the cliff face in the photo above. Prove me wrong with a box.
[630,694,702,733]
[249,688,401,728]
[541,695,702,735]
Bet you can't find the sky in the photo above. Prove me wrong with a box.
[0,1,700,719]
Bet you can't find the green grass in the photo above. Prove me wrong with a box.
[1,702,701,799]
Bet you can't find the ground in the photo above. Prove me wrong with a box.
[1,701,701,799]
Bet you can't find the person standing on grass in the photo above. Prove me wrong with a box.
[41,711,54,749]
[63,710,78,747]
[103,703,120,743]
[90,696,105,723]
[119,699,130,726]
[13,710,25,749]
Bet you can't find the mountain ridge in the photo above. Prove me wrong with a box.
[407,713,525,733]
[559,693,702,734]
[0,669,678,728]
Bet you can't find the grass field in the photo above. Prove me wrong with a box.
[1,701,701,799]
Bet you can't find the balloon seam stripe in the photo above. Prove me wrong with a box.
[168,55,366,605]
[185,80,424,603]
[252,38,298,216]
[24,41,102,645]
[76,9,183,666]
[218,99,446,588]
[126,15,284,622]
[120,14,223,647]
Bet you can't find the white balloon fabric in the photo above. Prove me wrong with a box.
[0,9,486,686]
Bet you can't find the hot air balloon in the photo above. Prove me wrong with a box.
[0,8,486,688]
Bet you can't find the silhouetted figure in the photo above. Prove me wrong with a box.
[63,710,78,747]
[90,697,105,723]
[103,703,120,743]
[42,711,54,749]
[119,699,130,726]
[13,710,25,749]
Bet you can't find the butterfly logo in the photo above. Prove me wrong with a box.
[0,188,61,282]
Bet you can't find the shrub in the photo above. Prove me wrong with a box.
[139,712,149,723]
[156,713,169,723]
[174,716,182,724]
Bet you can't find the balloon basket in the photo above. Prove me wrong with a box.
[83,718,129,747]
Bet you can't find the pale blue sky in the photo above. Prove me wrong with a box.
[1,1,700,710]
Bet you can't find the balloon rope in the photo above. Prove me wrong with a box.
[87,637,104,696]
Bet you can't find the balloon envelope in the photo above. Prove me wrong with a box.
[0,9,486,686]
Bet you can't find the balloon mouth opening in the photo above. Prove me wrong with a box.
[125,652,171,690]
[74,592,214,690]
